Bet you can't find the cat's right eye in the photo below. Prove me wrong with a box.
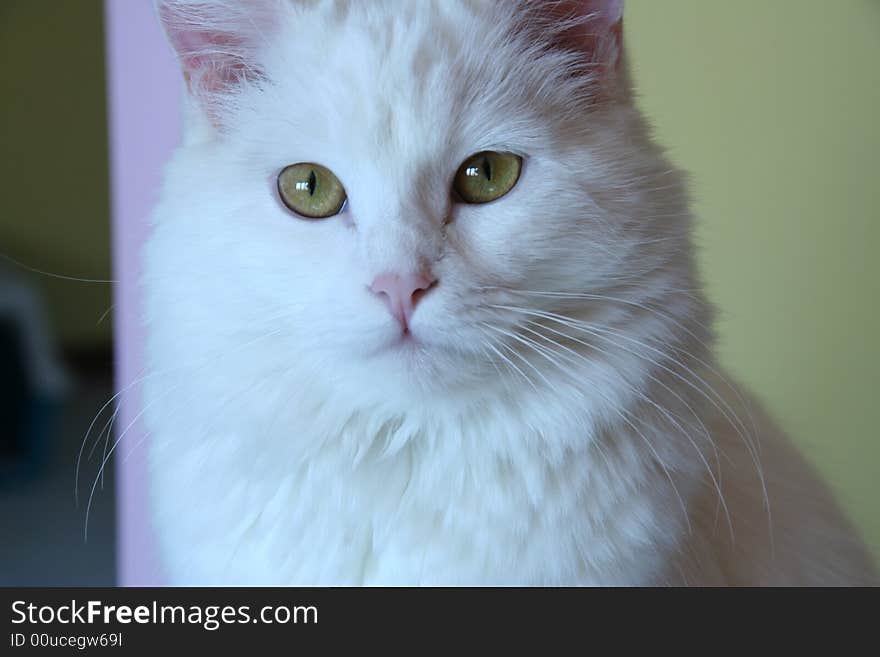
[277,163,347,219]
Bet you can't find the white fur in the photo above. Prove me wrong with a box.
[143,0,875,585]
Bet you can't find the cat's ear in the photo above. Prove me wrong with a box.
[540,0,626,95]
[155,0,277,117]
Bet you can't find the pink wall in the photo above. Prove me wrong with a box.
[105,0,180,585]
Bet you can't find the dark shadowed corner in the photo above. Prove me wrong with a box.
[0,0,116,586]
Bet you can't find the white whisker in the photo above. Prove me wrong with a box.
[482,318,693,532]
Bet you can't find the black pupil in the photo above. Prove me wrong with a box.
[307,170,317,196]
[482,155,492,181]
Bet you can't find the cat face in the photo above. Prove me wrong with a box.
[154,0,691,406]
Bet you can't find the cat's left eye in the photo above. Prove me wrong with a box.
[277,163,347,219]
[453,151,522,204]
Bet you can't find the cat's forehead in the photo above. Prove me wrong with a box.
[259,0,534,160]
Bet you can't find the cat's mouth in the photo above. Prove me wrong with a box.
[371,324,447,362]
[386,328,424,351]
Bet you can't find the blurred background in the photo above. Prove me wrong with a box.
[1,1,114,584]
[0,0,877,585]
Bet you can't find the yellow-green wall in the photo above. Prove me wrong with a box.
[627,0,880,553]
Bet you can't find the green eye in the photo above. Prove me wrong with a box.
[277,162,347,218]
[453,151,522,204]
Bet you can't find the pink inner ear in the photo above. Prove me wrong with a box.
[589,0,624,28]
[547,0,625,68]
[156,2,255,97]
[177,35,250,95]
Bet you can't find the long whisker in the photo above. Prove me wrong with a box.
[578,321,765,518]
[75,370,153,507]
[491,302,769,537]
[1,252,115,284]
[481,323,558,391]
[473,331,517,398]
[76,305,299,500]
[479,331,540,393]
[495,303,756,459]
[82,324,290,540]
[516,319,733,540]
[497,287,760,442]
[481,321,693,532]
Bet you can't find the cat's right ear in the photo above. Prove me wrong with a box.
[155,0,277,120]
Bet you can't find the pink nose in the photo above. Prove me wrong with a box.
[370,271,436,330]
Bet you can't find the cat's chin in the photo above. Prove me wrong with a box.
[355,327,490,396]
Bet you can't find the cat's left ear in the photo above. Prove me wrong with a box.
[155,0,278,120]
[541,0,626,95]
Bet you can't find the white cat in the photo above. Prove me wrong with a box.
[143,0,876,585]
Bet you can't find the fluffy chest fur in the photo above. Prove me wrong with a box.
[146,357,693,585]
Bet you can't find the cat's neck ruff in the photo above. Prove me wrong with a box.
[145,303,709,585]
